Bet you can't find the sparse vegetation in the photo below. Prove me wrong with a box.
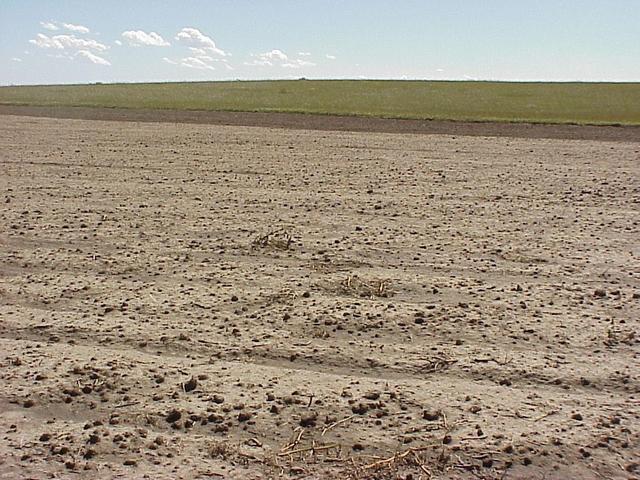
[1,80,640,125]
[251,228,295,250]
[335,275,393,298]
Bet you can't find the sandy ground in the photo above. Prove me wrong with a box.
[0,114,639,480]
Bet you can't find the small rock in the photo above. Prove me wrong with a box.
[299,414,317,427]
[363,391,380,400]
[166,409,181,423]
[238,412,252,422]
[422,409,441,421]
[351,403,368,415]
[183,377,198,392]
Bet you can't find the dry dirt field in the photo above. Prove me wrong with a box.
[0,114,639,480]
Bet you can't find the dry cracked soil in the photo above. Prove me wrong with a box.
[0,114,639,479]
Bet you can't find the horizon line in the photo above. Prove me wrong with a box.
[3,78,640,88]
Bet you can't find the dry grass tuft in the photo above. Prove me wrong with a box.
[336,275,393,299]
[605,324,637,346]
[252,228,295,250]
[208,440,234,459]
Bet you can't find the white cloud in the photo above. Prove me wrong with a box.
[247,50,316,69]
[175,27,228,56]
[40,21,58,31]
[11,57,22,62]
[261,49,288,61]
[244,59,272,67]
[325,54,336,60]
[63,23,90,34]
[122,30,170,47]
[114,40,122,46]
[76,50,111,66]
[164,54,226,70]
[245,49,289,67]
[282,58,316,69]
[181,56,215,70]
[29,33,108,52]
[298,52,311,56]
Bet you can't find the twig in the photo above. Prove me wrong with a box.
[280,428,305,453]
[413,452,432,478]
[114,401,140,408]
[322,415,355,436]
[363,445,435,470]
[277,444,338,457]
[534,410,559,422]
[246,438,262,447]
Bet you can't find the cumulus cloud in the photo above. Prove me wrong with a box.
[114,40,122,46]
[39,21,91,34]
[122,30,170,47]
[282,58,316,69]
[247,50,316,69]
[76,50,111,66]
[298,51,311,56]
[63,23,90,34]
[40,21,58,31]
[188,47,208,56]
[11,57,23,62]
[163,57,178,65]
[261,49,287,61]
[245,49,290,67]
[29,33,108,51]
[180,56,215,70]
[325,54,336,60]
[175,27,228,56]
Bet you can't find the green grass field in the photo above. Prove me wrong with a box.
[1,80,639,125]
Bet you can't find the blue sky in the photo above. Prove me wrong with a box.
[2,0,639,85]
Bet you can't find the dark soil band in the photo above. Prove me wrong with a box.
[2,105,639,142]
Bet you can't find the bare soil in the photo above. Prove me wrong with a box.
[0,114,639,479]
[2,105,640,142]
